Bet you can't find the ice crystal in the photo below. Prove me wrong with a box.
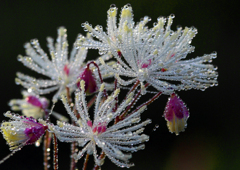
[49,81,150,168]
[78,4,218,94]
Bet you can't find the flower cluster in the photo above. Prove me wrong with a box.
[0,4,218,169]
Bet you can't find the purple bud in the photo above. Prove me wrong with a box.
[26,96,42,108]
[164,93,189,135]
[77,67,98,95]
[1,115,47,150]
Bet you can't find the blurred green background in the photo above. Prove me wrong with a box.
[0,0,239,170]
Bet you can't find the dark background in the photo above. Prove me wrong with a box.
[0,0,239,170]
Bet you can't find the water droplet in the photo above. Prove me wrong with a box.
[110,4,116,8]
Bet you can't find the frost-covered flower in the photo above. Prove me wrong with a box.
[164,93,189,135]
[0,112,48,150]
[16,27,112,102]
[9,91,49,119]
[79,4,218,94]
[49,81,150,168]
[9,91,68,122]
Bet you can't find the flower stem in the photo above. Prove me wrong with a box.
[87,61,108,98]
[83,154,90,170]
[66,87,72,105]
[43,131,51,170]
[87,95,97,108]
[125,80,140,98]
[70,142,77,170]
[130,91,162,115]
[117,83,149,122]
[53,134,58,170]
[93,152,106,170]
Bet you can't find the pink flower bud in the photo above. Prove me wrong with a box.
[164,93,189,135]
[1,113,47,150]
[77,67,98,95]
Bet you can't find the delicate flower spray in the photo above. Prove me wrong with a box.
[0,4,218,170]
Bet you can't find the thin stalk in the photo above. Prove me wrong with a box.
[113,78,118,112]
[125,80,140,99]
[43,131,51,170]
[129,91,162,115]
[70,142,77,170]
[87,61,108,98]
[53,134,58,170]
[83,154,90,170]
[66,87,72,105]
[117,83,150,122]
[87,95,97,109]
[93,152,106,170]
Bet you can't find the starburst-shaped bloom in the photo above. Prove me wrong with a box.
[16,27,112,102]
[79,4,218,94]
[0,112,48,151]
[48,81,150,168]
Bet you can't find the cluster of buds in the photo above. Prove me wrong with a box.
[0,4,217,170]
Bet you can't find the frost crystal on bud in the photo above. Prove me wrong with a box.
[79,4,218,94]
[0,112,48,150]
[164,93,189,135]
[50,84,150,168]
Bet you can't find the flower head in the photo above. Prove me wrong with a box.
[49,81,150,168]
[9,91,49,119]
[164,93,189,135]
[15,27,112,102]
[79,4,218,94]
[1,112,48,150]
